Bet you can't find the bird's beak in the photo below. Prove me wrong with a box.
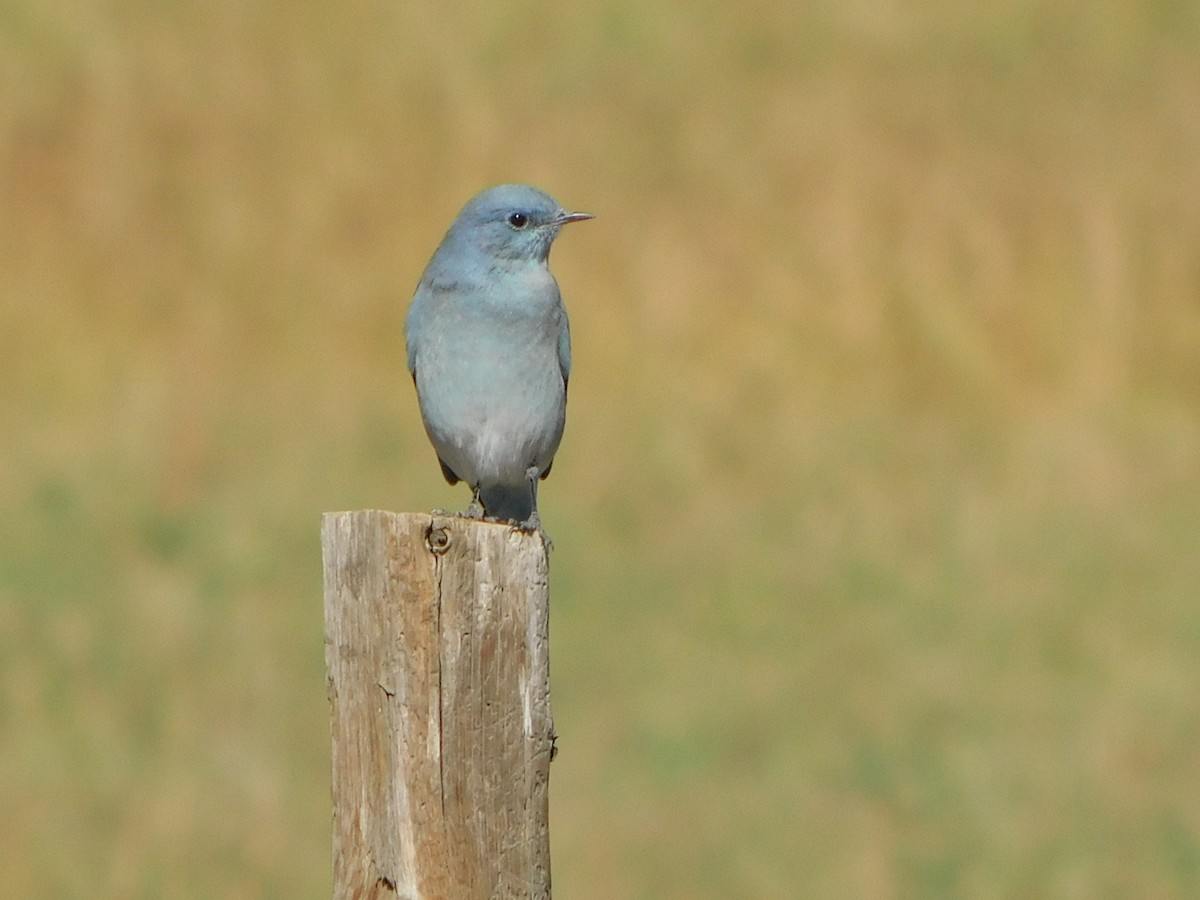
[554,210,594,226]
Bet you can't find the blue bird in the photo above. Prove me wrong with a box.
[404,184,592,532]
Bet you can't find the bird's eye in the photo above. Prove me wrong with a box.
[507,212,529,229]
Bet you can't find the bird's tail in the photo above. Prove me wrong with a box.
[479,482,535,524]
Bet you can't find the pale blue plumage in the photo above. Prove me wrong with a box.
[404,184,591,530]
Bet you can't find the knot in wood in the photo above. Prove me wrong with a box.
[425,524,451,555]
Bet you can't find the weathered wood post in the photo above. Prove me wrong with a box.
[321,510,554,899]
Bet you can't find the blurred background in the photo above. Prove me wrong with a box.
[3,0,1199,896]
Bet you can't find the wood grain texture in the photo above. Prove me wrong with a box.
[322,511,553,900]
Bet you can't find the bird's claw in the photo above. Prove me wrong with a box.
[508,514,552,550]
[459,496,485,519]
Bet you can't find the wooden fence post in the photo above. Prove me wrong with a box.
[321,510,554,899]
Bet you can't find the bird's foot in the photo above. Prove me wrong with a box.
[509,511,552,550]
[511,466,553,547]
[459,497,485,520]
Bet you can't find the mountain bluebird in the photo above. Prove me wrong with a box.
[404,184,592,532]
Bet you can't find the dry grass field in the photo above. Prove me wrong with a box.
[3,1,1199,896]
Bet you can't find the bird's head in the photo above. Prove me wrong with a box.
[446,184,592,264]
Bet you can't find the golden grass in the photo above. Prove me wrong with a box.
[2,0,1199,896]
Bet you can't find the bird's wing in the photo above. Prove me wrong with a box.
[437,456,460,485]
[558,308,572,395]
[405,284,434,376]
[405,328,419,376]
